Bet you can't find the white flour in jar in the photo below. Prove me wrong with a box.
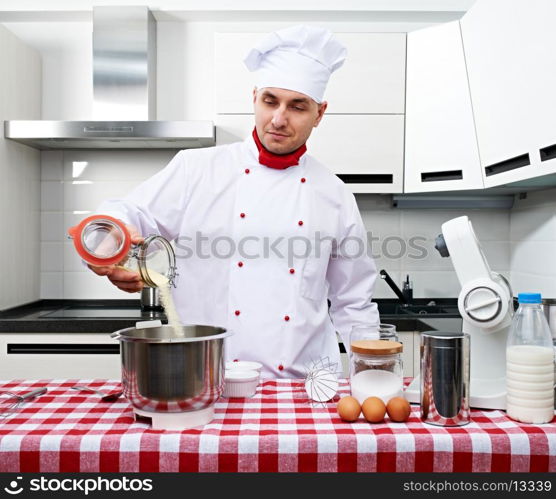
[351,369,403,405]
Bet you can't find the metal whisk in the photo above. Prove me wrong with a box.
[303,357,341,406]
[0,387,47,417]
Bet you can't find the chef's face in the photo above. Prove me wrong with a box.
[253,87,327,155]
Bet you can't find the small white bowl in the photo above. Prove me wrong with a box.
[223,369,260,398]
[225,360,263,373]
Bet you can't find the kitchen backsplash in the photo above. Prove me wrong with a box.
[510,188,556,298]
[40,149,517,300]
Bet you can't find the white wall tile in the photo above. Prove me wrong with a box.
[63,212,92,233]
[63,242,90,272]
[40,212,64,242]
[40,272,63,298]
[508,188,556,297]
[510,208,556,242]
[62,150,176,182]
[373,270,402,299]
[510,241,556,276]
[40,181,63,211]
[63,180,141,212]
[511,271,556,298]
[409,270,461,298]
[372,253,403,275]
[40,242,63,272]
[400,236,454,271]
[361,210,402,272]
[40,151,63,180]
[469,211,510,241]
[400,210,455,239]
[400,210,509,241]
[481,241,511,272]
[63,271,134,300]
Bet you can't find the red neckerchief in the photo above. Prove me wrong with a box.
[252,128,307,170]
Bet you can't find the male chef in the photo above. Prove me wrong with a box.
[90,25,380,377]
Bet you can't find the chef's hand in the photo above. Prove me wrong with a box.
[87,224,145,293]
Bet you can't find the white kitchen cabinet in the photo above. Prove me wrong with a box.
[405,21,483,193]
[214,32,406,114]
[0,333,121,380]
[216,114,405,193]
[460,0,556,188]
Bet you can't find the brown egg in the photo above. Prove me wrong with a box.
[361,397,386,423]
[386,397,411,422]
[337,396,361,422]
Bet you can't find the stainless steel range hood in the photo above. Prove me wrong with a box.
[4,6,215,150]
[4,120,215,149]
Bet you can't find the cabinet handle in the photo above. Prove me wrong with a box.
[539,143,556,162]
[336,174,394,184]
[484,153,530,176]
[420,170,463,182]
[7,344,120,355]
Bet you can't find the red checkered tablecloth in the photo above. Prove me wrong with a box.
[0,379,554,472]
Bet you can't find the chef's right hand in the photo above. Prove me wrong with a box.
[87,224,145,293]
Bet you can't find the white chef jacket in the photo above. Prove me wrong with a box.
[97,134,380,378]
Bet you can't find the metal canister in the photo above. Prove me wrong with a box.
[140,287,162,310]
[420,331,470,426]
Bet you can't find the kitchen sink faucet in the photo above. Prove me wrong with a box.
[379,270,413,305]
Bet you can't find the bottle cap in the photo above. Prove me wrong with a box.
[518,293,542,304]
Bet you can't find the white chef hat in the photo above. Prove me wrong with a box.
[243,25,347,104]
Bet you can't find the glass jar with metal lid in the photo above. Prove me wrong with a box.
[350,339,404,405]
[67,214,177,288]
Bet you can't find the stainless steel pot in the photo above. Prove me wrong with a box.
[111,325,231,413]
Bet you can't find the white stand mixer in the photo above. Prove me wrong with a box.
[404,216,513,410]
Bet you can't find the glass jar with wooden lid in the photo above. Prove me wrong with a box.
[350,339,404,404]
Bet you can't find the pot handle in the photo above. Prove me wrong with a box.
[110,331,121,339]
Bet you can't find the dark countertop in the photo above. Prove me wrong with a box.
[0,299,167,333]
[0,298,461,334]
